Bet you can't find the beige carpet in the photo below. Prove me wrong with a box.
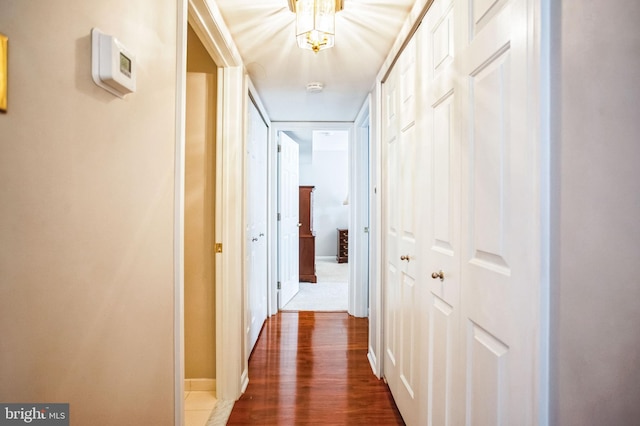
[283,258,348,311]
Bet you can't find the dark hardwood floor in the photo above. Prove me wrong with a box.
[227,312,405,425]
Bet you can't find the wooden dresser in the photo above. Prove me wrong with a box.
[299,186,317,283]
[337,228,348,263]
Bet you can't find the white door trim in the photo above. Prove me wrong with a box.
[368,81,384,379]
[214,62,248,401]
[176,1,248,418]
[351,98,371,318]
[174,2,187,425]
[269,122,356,316]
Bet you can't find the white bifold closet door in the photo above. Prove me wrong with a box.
[382,0,544,424]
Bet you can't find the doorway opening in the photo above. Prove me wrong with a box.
[183,22,218,424]
[270,120,371,317]
[283,129,350,311]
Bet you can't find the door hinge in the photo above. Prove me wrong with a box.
[364,227,369,233]
[277,144,282,153]
[277,213,281,221]
[277,281,281,290]
[215,243,223,253]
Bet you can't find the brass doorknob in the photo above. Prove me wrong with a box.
[431,270,444,281]
[400,255,410,262]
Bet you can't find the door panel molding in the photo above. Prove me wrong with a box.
[379,0,548,425]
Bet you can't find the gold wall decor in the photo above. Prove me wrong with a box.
[0,33,7,112]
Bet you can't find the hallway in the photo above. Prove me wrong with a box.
[226,312,404,425]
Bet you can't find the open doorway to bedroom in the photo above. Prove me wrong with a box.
[270,113,371,319]
[282,129,351,312]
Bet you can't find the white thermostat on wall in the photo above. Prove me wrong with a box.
[91,28,136,98]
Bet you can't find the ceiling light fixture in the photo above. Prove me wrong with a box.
[288,0,344,53]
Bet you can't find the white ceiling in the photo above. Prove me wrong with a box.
[213,0,416,122]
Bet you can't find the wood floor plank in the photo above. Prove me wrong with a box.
[227,312,405,425]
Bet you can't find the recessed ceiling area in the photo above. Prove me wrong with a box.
[213,0,416,122]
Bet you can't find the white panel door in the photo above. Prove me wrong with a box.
[246,99,269,355]
[278,132,300,308]
[383,34,428,426]
[418,1,462,424]
[457,0,542,424]
[381,0,543,424]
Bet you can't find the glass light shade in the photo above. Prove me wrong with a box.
[295,0,336,53]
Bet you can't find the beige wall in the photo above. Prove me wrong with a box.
[185,25,217,380]
[0,1,178,424]
[551,1,640,424]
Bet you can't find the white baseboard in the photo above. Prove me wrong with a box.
[316,255,335,261]
[184,378,216,391]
